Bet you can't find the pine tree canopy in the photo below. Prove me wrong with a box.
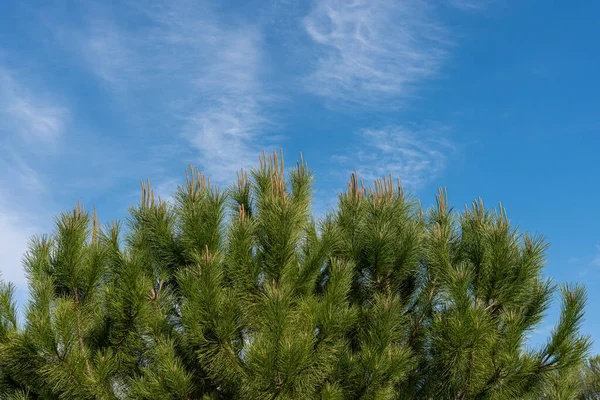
[0,151,594,399]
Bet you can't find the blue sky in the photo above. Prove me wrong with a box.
[1,0,599,351]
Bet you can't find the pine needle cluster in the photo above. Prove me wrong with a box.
[0,152,593,399]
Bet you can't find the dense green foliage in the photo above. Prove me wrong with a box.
[0,152,593,399]
[578,356,600,399]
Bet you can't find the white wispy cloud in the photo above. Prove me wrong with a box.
[0,156,48,287]
[0,66,66,287]
[304,1,463,187]
[347,125,454,188]
[0,205,38,286]
[64,0,275,183]
[447,0,493,11]
[593,245,600,267]
[0,154,44,196]
[183,28,277,181]
[303,0,448,107]
[0,68,68,143]
[79,20,138,88]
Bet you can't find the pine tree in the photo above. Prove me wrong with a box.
[578,356,600,399]
[0,151,593,399]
